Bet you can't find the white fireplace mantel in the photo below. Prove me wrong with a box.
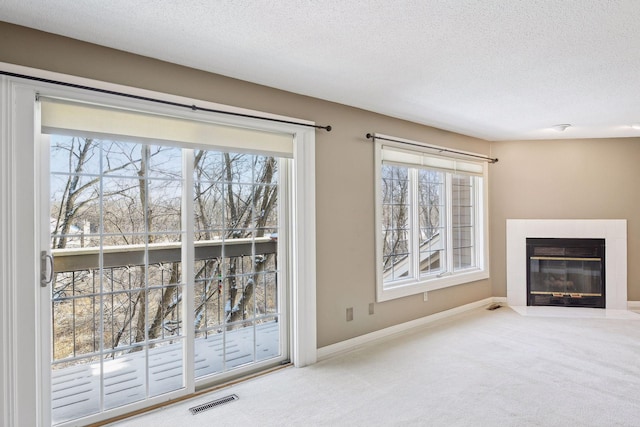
[506,219,627,310]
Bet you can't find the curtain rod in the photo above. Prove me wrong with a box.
[1,70,332,132]
[366,133,498,163]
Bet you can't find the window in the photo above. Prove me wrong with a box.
[375,136,488,301]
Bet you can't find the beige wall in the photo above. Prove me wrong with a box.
[0,22,492,348]
[490,138,640,300]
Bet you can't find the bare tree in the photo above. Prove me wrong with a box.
[193,152,278,331]
[51,138,280,360]
[381,165,410,271]
[51,138,182,357]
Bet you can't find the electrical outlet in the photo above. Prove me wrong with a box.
[346,307,354,321]
[369,303,374,315]
[423,291,429,302]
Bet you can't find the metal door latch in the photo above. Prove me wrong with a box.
[40,251,53,287]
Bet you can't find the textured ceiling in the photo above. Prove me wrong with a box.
[2,0,640,141]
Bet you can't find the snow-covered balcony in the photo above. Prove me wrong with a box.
[50,238,280,424]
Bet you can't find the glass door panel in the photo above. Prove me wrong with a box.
[49,136,185,424]
[193,151,282,380]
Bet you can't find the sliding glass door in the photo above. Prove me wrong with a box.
[44,102,288,425]
[1,74,315,427]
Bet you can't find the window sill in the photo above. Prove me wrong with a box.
[376,268,489,302]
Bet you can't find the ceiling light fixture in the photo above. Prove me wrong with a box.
[552,124,571,132]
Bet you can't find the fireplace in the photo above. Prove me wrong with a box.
[527,238,605,308]
[506,219,627,310]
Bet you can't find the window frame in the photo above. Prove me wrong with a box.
[375,135,489,302]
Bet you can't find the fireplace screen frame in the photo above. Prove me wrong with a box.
[526,238,606,308]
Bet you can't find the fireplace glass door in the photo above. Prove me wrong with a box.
[527,238,605,308]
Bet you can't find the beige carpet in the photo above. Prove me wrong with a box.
[113,305,640,426]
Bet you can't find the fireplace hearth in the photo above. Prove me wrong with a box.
[527,238,605,308]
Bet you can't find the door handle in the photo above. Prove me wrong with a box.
[40,251,54,287]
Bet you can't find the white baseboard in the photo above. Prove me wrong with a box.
[317,297,502,361]
[627,301,640,310]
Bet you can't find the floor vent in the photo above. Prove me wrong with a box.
[189,394,239,415]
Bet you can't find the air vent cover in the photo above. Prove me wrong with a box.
[189,394,239,415]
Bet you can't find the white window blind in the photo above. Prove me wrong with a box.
[40,97,294,157]
[381,145,484,175]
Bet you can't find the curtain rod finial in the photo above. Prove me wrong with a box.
[366,133,373,139]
